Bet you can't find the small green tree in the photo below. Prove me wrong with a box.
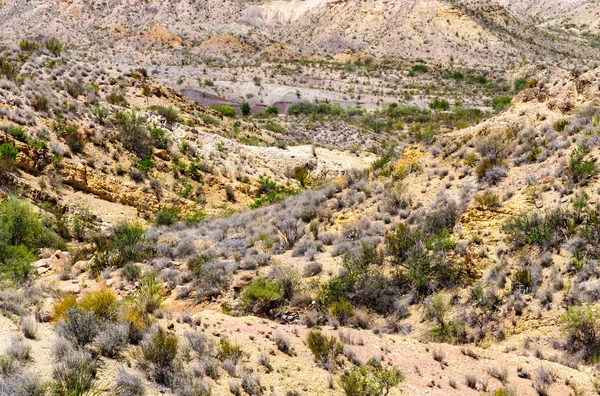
[241,102,251,116]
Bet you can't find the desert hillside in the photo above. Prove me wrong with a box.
[1,2,600,396]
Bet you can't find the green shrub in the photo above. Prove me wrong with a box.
[90,222,155,274]
[115,111,151,158]
[429,98,450,111]
[0,244,36,283]
[136,157,154,175]
[568,145,597,184]
[212,105,236,117]
[0,143,17,160]
[475,192,500,208]
[330,299,354,325]
[265,106,279,115]
[153,208,180,226]
[306,330,343,370]
[371,147,394,171]
[469,75,487,84]
[148,125,170,150]
[446,70,464,80]
[131,274,164,315]
[514,78,528,92]
[149,105,180,124]
[241,102,251,116]
[0,197,64,282]
[78,289,118,321]
[554,119,568,132]
[199,113,220,126]
[240,277,284,314]
[44,38,63,56]
[19,40,40,51]
[503,210,567,250]
[183,207,207,224]
[410,64,428,73]
[338,358,404,396]
[111,222,154,264]
[8,126,26,142]
[491,95,512,110]
[0,57,19,81]
[561,305,600,362]
[52,348,97,395]
[217,338,245,364]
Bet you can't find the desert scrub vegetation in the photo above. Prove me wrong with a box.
[306,330,343,370]
[89,222,156,275]
[135,325,179,385]
[338,358,404,396]
[0,196,64,282]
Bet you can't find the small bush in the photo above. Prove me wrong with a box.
[19,39,40,51]
[116,111,151,158]
[330,299,354,325]
[429,98,450,111]
[0,196,64,282]
[154,208,180,226]
[492,96,512,110]
[240,277,284,314]
[57,307,98,346]
[150,105,180,124]
[465,373,477,389]
[0,143,18,161]
[52,348,97,396]
[274,333,293,355]
[6,336,31,361]
[20,315,37,339]
[78,288,118,321]
[217,338,245,364]
[303,262,323,277]
[185,330,210,357]
[115,367,145,396]
[338,358,404,396]
[475,192,500,208]
[97,322,129,358]
[488,366,508,384]
[306,330,343,370]
[241,372,263,396]
[212,105,236,118]
[136,326,179,385]
[265,106,279,115]
[44,38,63,56]
[241,102,251,116]
[122,263,142,281]
[568,145,597,184]
[561,304,600,362]
[53,294,78,321]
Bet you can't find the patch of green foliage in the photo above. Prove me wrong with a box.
[249,174,300,209]
[0,196,64,282]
